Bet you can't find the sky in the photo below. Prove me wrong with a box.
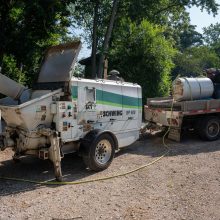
[78,4,220,59]
[188,5,220,33]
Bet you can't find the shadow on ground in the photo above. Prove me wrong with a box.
[125,129,220,157]
[0,130,220,196]
[0,153,95,196]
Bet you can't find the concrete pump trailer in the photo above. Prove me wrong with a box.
[0,41,142,181]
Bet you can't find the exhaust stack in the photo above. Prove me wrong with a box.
[0,73,25,100]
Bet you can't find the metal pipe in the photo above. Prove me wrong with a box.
[0,73,25,100]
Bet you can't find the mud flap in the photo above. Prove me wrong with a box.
[168,127,181,142]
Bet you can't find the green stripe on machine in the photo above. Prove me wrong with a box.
[96,90,142,109]
[96,100,141,109]
[71,86,142,109]
[71,86,78,100]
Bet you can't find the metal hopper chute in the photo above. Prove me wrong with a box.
[35,41,82,90]
[0,41,82,131]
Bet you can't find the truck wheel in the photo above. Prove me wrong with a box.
[83,134,115,171]
[198,117,220,141]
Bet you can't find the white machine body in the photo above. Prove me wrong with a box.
[0,78,142,151]
[54,78,142,148]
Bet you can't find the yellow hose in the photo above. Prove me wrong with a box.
[0,151,169,185]
[0,99,174,186]
[163,98,175,148]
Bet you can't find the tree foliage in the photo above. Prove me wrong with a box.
[172,46,220,79]
[109,20,176,100]
[2,54,26,83]
[72,0,113,48]
[72,0,219,49]
[0,0,219,100]
[71,0,219,89]
[0,0,73,86]
[203,22,220,56]
[178,25,203,50]
[203,23,220,45]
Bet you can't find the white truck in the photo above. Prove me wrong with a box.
[0,41,142,181]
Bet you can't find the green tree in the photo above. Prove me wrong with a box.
[0,0,219,87]
[1,55,26,83]
[0,0,73,85]
[203,22,220,56]
[178,25,203,50]
[203,22,220,45]
[109,19,176,100]
[72,0,219,78]
[72,0,118,77]
[172,46,220,79]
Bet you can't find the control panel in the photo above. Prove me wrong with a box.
[55,101,77,140]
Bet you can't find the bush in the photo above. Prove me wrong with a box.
[172,46,220,79]
[2,54,26,84]
[109,19,176,101]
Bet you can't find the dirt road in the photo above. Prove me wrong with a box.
[0,132,220,220]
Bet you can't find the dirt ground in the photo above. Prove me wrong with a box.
[0,131,220,220]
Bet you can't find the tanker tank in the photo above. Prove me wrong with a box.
[173,77,214,101]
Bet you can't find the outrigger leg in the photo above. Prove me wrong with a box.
[49,132,63,182]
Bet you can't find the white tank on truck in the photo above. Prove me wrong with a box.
[0,41,142,181]
[173,77,214,101]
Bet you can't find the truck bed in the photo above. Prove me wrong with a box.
[147,97,220,112]
[145,96,220,141]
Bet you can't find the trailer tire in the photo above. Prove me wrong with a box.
[198,116,220,141]
[82,133,115,171]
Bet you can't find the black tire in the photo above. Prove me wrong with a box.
[82,133,115,171]
[198,116,220,141]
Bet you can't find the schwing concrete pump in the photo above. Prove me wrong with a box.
[0,41,142,181]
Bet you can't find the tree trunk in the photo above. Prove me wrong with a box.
[91,1,99,79]
[97,0,119,78]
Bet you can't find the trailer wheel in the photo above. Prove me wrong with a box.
[82,133,115,171]
[198,117,220,141]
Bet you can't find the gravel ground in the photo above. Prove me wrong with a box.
[0,131,220,220]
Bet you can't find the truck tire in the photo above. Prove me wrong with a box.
[198,116,220,141]
[82,133,115,171]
